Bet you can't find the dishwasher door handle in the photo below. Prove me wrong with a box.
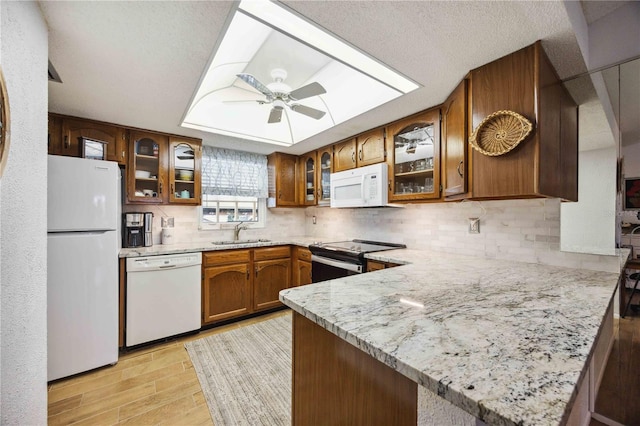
[158,264,177,269]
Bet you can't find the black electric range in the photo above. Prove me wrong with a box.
[309,239,406,282]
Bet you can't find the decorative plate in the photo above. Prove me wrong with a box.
[469,110,532,156]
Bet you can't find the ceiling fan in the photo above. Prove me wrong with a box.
[234,68,327,124]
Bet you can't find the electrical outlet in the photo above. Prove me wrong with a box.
[312,216,317,225]
[468,218,480,234]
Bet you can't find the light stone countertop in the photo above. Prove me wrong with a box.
[118,236,320,258]
[280,249,623,426]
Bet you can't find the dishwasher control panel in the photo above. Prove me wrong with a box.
[126,252,202,271]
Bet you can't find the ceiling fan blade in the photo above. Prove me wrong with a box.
[268,107,283,124]
[222,99,266,104]
[288,82,326,101]
[236,74,273,97]
[290,104,326,120]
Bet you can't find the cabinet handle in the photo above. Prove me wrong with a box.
[255,266,259,277]
[457,161,464,178]
[352,151,355,163]
[121,150,125,159]
[170,184,174,194]
[64,135,69,149]
[278,190,282,199]
[159,182,163,194]
[388,180,392,191]
[246,270,249,280]
[358,149,363,161]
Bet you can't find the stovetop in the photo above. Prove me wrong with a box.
[310,239,406,255]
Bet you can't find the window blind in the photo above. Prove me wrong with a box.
[201,146,268,198]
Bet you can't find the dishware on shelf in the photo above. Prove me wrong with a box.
[177,169,194,181]
[180,190,190,199]
[135,170,151,179]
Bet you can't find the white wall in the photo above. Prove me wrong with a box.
[561,146,617,255]
[0,2,48,423]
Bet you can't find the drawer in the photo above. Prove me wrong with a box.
[254,246,291,261]
[296,247,312,262]
[203,249,251,267]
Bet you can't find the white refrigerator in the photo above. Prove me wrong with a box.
[47,155,120,381]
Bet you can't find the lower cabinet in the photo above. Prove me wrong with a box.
[254,247,291,311]
[366,260,401,272]
[202,263,252,324]
[293,247,312,286]
[202,246,291,325]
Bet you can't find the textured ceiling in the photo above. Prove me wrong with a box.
[43,1,590,155]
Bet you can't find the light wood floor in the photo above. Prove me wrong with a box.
[591,314,640,426]
[49,311,640,426]
[47,311,287,426]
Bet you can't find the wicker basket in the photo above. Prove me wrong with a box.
[469,110,533,156]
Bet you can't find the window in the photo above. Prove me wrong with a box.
[200,194,265,228]
[199,146,268,229]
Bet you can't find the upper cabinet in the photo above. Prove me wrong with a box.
[386,108,441,202]
[127,131,202,205]
[299,151,317,206]
[48,114,127,165]
[333,138,356,172]
[317,147,333,206]
[443,79,469,198]
[466,41,577,200]
[127,131,168,204]
[168,137,202,204]
[356,127,385,167]
[268,152,298,207]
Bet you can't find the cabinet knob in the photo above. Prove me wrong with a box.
[64,135,69,149]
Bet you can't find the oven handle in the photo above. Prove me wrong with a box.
[311,254,363,273]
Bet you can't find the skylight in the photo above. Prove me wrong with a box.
[181,0,419,147]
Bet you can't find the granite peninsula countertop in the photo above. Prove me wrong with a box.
[280,249,623,426]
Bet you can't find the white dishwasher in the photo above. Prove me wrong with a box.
[126,252,202,347]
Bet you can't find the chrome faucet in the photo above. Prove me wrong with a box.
[233,222,248,241]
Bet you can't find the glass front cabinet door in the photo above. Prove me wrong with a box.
[300,152,316,206]
[385,108,441,202]
[127,131,168,204]
[169,137,201,205]
[317,148,333,205]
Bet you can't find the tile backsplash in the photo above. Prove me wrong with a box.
[125,197,622,273]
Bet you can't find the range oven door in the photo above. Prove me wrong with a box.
[311,254,363,283]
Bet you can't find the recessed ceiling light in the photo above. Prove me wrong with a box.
[181,0,419,147]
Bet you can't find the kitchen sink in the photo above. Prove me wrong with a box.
[211,239,271,245]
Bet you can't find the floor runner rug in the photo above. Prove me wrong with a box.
[185,313,291,425]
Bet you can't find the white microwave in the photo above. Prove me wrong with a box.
[330,163,389,208]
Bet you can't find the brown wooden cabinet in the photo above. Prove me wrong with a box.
[299,151,317,206]
[168,136,202,204]
[292,246,312,286]
[127,132,201,205]
[202,250,252,324]
[268,152,298,206]
[48,114,62,156]
[467,41,577,200]
[317,147,333,205]
[127,130,169,204]
[48,114,127,165]
[443,79,469,199]
[386,108,441,202]
[366,260,401,272]
[253,246,291,311]
[333,138,356,172]
[356,127,385,167]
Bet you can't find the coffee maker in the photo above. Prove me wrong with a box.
[123,213,144,248]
